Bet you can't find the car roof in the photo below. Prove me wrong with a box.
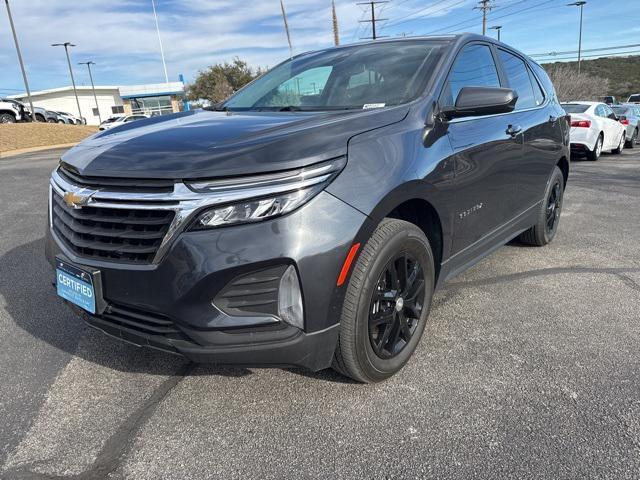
[296,33,533,63]
[561,101,600,106]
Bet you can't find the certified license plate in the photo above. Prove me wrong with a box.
[56,259,96,314]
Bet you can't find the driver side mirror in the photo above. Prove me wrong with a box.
[441,86,518,119]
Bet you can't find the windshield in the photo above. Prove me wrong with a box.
[222,41,448,111]
[561,104,589,113]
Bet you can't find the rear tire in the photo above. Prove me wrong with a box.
[0,113,16,123]
[35,114,45,122]
[626,129,637,149]
[332,219,435,383]
[519,166,564,247]
[612,132,625,154]
[587,134,602,161]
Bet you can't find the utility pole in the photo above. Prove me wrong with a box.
[78,61,101,124]
[280,0,293,57]
[357,1,388,40]
[151,0,169,83]
[489,25,502,41]
[474,0,492,35]
[332,0,340,46]
[4,0,36,121]
[567,1,587,73]
[52,42,82,121]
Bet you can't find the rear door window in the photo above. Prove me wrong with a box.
[441,44,501,107]
[497,49,537,110]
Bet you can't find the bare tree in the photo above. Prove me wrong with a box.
[545,64,610,102]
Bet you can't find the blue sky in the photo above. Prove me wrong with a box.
[0,0,637,95]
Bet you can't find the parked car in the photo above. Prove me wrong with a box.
[627,93,640,104]
[24,106,60,123]
[611,104,639,148]
[0,98,25,123]
[561,102,627,160]
[54,111,82,125]
[98,114,149,130]
[46,34,570,383]
[98,115,124,128]
[603,96,617,105]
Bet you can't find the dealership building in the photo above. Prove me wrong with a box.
[9,81,187,126]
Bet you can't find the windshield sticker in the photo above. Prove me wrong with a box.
[363,103,386,110]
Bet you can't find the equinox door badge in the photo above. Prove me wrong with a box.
[458,203,484,219]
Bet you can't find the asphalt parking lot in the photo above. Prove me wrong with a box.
[1,147,639,480]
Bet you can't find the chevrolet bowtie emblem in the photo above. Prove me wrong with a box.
[63,190,95,209]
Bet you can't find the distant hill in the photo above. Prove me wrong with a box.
[542,55,640,102]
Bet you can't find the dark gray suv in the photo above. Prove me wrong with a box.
[46,34,570,382]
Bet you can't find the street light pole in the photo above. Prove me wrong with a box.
[567,1,587,73]
[78,61,101,124]
[4,0,36,121]
[52,42,82,121]
[489,25,502,41]
[151,0,169,83]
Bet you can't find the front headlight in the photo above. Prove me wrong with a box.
[187,157,346,230]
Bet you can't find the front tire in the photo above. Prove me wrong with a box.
[519,166,564,246]
[0,113,16,123]
[333,219,435,383]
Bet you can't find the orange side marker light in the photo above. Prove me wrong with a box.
[337,243,361,286]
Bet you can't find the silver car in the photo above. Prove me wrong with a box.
[612,104,640,148]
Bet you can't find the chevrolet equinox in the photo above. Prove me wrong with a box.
[47,34,570,383]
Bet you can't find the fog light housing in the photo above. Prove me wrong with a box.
[278,265,304,329]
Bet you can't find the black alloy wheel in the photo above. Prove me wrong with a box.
[545,180,562,236]
[368,253,425,359]
[332,218,435,383]
[519,166,564,246]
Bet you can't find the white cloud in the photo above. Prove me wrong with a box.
[0,0,366,91]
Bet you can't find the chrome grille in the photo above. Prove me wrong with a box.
[51,190,174,264]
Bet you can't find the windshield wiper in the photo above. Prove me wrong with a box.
[278,105,301,112]
[204,102,229,112]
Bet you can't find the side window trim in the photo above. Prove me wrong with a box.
[496,46,548,109]
[437,41,503,109]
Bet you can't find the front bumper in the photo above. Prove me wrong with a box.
[46,191,369,371]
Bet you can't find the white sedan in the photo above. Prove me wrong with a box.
[562,102,626,161]
[99,114,149,131]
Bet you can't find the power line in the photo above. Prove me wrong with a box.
[425,0,555,35]
[357,1,389,40]
[537,50,640,62]
[530,43,640,58]
[387,0,469,27]
[422,0,509,34]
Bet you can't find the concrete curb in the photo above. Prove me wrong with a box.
[0,143,78,158]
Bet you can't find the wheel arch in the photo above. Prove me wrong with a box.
[354,183,448,284]
[556,156,569,188]
[0,109,17,119]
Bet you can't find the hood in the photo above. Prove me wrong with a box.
[61,107,409,179]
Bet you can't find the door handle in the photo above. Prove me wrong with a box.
[506,124,522,137]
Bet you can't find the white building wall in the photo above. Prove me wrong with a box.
[27,89,123,126]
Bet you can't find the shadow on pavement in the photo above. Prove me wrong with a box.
[0,237,253,379]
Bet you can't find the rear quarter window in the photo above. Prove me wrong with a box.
[529,62,556,100]
[561,104,589,114]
